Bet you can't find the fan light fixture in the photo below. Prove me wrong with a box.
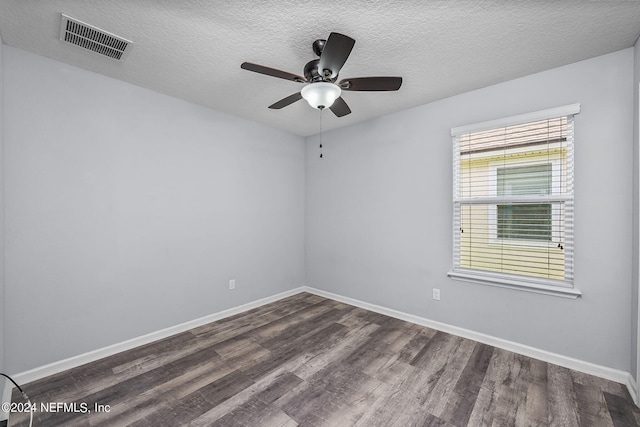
[301,82,341,109]
[241,32,403,117]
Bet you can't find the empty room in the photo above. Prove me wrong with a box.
[1,1,640,426]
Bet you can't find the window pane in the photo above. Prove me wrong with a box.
[497,164,551,196]
[459,202,565,280]
[497,203,552,241]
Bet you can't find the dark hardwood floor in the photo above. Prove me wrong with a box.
[8,292,640,426]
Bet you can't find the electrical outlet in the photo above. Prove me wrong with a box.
[229,279,235,290]
[433,288,440,300]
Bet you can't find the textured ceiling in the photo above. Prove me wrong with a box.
[1,1,639,136]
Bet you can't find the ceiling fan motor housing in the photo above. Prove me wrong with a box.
[304,59,336,83]
[312,39,326,56]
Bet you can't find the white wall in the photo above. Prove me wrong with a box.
[306,48,634,372]
[3,47,306,374]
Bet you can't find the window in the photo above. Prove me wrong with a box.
[497,164,552,242]
[448,105,581,298]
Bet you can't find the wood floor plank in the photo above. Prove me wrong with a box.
[251,300,339,340]
[210,397,296,427]
[8,292,639,427]
[351,381,435,427]
[281,360,387,426]
[369,357,416,387]
[466,382,500,426]
[571,369,629,397]
[492,384,528,426]
[130,369,254,427]
[240,322,349,381]
[439,342,494,425]
[409,330,451,368]
[188,363,305,426]
[413,336,477,415]
[335,306,387,329]
[572,383,614,427]
[523,382,550,427]
[258,307,348,349]
[547,364,581,426]
[317,378,389,427]
[466,348,514,426]
[604,391,640,427]
[291,322,380,380]
[276,379,347,425]
[420,413,458,427]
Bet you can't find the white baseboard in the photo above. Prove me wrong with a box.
[301,286,634,393]
[3,284,637,416]
[628,374,639,406]
[9,287,305,389]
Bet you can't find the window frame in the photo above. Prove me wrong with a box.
[448,104,581,299]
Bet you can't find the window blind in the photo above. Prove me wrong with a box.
[450,105,579,291]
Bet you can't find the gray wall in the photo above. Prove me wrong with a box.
[633,38,640,381]
[3,47,306,374]
[0,33,5,376]
[2,43,637,377]
[306,48,634,372]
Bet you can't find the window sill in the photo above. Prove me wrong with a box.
[447,270,582,299]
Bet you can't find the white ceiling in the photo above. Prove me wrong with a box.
[0,1,639,137]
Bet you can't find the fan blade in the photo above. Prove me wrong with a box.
[317,33,355,79]
[241,62,306,83]
[329,97,351,117]
[268,92,303,109]
[339,77,403,91]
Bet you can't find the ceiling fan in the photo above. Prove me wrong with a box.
[241,32,402,117]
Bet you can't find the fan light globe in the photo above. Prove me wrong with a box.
[301,82,341,109]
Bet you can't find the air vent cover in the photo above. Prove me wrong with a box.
[59,14,132,60]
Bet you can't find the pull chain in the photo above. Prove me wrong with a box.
[319,108,323,159]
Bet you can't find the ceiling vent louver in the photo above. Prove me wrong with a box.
[59,14,132,60]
